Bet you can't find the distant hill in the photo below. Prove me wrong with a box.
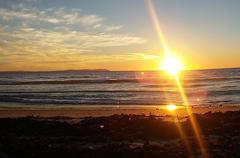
[0,69,110,73]
[60,69,110,72]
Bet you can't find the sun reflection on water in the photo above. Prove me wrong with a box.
[166,104,177,111]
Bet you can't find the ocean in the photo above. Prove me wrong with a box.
[0,68,239,108]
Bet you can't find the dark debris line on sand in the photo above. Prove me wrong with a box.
[0,111,240,158]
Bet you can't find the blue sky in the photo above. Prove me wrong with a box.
[0,0,240,71]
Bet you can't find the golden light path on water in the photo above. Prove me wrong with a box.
[166,104,177,111]
[145,0,208,157]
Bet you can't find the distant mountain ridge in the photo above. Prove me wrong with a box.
[0,69,110,73]
[0,67,239,73]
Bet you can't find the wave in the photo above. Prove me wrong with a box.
[184,77,240,82]
[0,90,171,93]
[143,84,206,88]
[1,89,239,95]
[0,89,239,105]
[0,96,168,105]
[208,90,240,96]
[0,79,141,85]
[1,76,240,85]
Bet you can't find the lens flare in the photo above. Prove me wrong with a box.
[145,0,208,157]
[167,104,177,111]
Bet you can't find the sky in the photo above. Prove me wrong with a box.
[0,0,240,71]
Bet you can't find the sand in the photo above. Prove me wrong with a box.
[0,105,239,118]
[1,106,240,157]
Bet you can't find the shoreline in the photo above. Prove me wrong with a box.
[0,104,239,118]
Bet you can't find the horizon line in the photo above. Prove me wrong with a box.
[0,67,239,73]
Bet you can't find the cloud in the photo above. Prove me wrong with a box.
[104,25,123,31]
[5,27,145,52]
[0,6,113,30]
[0,2,146,69]
[0,23,145,64]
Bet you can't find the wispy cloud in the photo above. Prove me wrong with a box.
[0,1,146,69]
[0,5,120,31]
[0,26,145,56]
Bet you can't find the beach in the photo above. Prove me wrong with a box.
[0,104,240,118]
[0,105,240,118]
[1,108,240,157]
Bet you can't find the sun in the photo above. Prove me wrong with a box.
[160,55,185,75]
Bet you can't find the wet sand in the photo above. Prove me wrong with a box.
[0,105,239,118]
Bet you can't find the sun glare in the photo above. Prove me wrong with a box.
[167,104,177,111]
[146,0,208,156]
[161,55,185,75]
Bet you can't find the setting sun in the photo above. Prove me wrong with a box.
[160,55,185,75]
